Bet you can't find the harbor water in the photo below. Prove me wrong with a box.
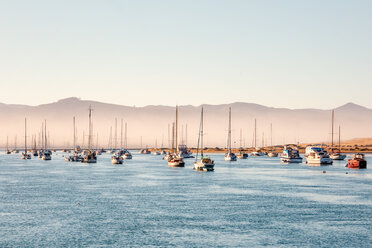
[0,152,371,247]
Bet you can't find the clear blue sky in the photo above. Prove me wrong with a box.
[0,0,371,109]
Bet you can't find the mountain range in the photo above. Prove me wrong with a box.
[0,97,371,148]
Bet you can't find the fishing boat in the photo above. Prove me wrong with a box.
[194,107,214,171]
[178,144,194,158]
[82,106,97,164]
[347,153,367,169]
[168,106,185,167]
[305,146,333,165]
[280,146,303,163]
[111,153,124,164]
[224,107,237,161]
[21,118,31,159]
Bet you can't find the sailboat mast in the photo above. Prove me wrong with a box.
[201,107,204,157]
[172,122,175,152]
[339,125,341,151]
[176,106,179,153]
[41,122,44,150]
[228,107,232,153]
[24,118,27,154]
[125,122,127,149]
[73,116,76,149]
[120,119,123,149]
[114,117,117,150]
[44,120,47,150]
[88,106,92,149]
[240,128,242,148]
[254,119,257,147]
[331,110,334,151]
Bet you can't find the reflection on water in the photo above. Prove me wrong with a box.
[0,152,371,247]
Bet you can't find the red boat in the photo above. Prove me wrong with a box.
[347,153,367,169]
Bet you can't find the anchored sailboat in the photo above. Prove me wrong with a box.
[5,136,11,154]
[268,123,278,157]
[82,105,97,163]
[41,120,52,160]
[194,107,214,171]
[224,107,237,161]
[168,106,185,167]
[329,110,346,160]
[21,118,31,159]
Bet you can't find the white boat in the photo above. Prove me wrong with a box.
[111,154,123,164]
[121,150,132,159]
[280,146,303,163]
[224,107,237,162]
[178,144,194,158]
[305,146,333,165]
[194,107,215,171]
[330,153,347,160]
[168,106,185,167]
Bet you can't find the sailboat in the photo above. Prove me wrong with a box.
[21,118,31,159]
[31,135,38,156]
[268,123,278,157]
[41,120,52,160]
[5,136,11,154]
[12,136,19,154]
[224,107,237,161]
[329,110,346,160]
[66,116,83,162]
[251,119,264,156]
[168,106,185,167]
[237,128,248,159]
[194,107,214,171]
[82,106,97,163]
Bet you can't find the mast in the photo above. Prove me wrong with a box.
[120,119,123,149]
[24,118,27,154]
[339,125,341,151]
[114,117,117,150]
[185,124,188,147]
[176,106,179,153]
[73,116,76,149]
[196,107,204,161]
[41,122,44,150]
[228,107,232,153]
[88,105,92,149]
[331,110,334,152]
[270,123,273,150]
[254,119,257,147]
[44,120,47,150]
[124,122,128,149]
[201,107,204,157]
[239,128,242,149]
[172,122,175,153]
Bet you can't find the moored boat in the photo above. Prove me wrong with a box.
[168,106,185,167]
[194,107,215,171]
[347,153,367,169]
[224,107,237,162]
[280,146,303,163]
[111,153,124,164]
[305,146,333,165]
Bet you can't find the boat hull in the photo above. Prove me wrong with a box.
[348,159,367,169]
[280,157,303,163]
[194,162,214,171]
[330,154,347,160]
[306,157,333,165]
[168,162,185,167]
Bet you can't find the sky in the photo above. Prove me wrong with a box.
[0,0,371,109]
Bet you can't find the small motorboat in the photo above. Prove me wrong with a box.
[111,154,124,164]
[347,153,367,169]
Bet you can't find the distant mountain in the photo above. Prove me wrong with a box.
[0,98,371,148]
